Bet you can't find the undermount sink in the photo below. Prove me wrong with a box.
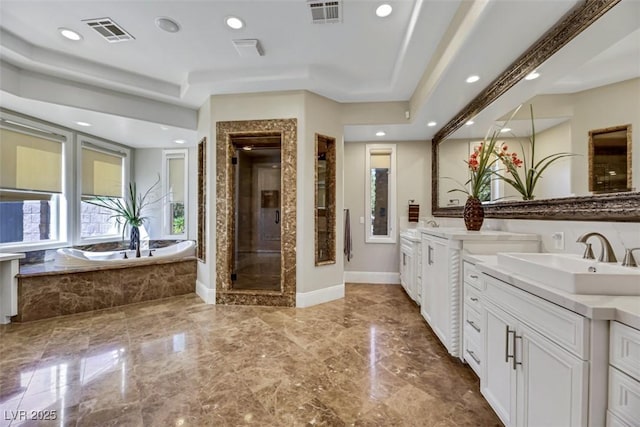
[497,253,640,296]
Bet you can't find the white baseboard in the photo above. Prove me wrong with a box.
[196,280,216,304]
[343,271,400,284]
[296,283,344,308]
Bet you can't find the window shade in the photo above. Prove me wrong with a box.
[370,153,391,169]
[0,128,63,193]
[168,157,185,202]
[82,146,123,198]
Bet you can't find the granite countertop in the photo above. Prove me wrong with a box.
[465,254,640,330]
[419,227,539,241]
[0,253,26,262]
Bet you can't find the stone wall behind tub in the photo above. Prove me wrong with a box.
[14,259,196,322]
[434,217,640,259]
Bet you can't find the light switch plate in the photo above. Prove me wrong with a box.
[552,232,565,250]
[359,216,364,224]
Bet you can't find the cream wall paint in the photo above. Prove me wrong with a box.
[344,140,431,274]
[196,98,213,294]
[534,121,572,199]
[570,78,639,195]
[133,147,198,241]
[205,90,345,296]
[303,92,345,293]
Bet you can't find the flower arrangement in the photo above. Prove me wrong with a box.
[448,125,504,200]
[496,105,575,200]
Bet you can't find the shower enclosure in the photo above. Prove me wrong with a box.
[231,135,281,291]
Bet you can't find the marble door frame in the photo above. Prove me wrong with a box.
[215,119,297,306]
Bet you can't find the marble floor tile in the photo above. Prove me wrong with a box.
[0,284,501,426]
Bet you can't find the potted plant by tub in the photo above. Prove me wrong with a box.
[85,178,160,257]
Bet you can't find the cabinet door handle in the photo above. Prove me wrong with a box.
[470,274,478,279]
[513,333,523,370]
[466,350,480,365]
[466,319,480,333]
[505,326,515,364]
[403,253,406,266]
[428,245,433,265]
[470,297,479,302]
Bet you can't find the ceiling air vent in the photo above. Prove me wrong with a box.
[308,0,342,24]
[83,17,134,43]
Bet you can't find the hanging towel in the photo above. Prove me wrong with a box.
[344,209,352,262]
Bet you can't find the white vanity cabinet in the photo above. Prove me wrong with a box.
[482,274,589,427]
[419,229,539,358]
[400,230,421,304]
[608,321,640,427]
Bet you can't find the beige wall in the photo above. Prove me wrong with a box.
[534,120,572,199]
[570,78,639,195]
[201,90,345,295]
[344,139,430,273]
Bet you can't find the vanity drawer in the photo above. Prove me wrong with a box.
[484,275,589,359]
[463,261,483,290]
[464,334,482,376]
[608,367,640,427]
[464,283,482,311]
[611,321,640,380]
[464,305,482,338]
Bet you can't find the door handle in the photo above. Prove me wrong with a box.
[275,210,280,224]
[505,326,515,364]
[513,333,522,370]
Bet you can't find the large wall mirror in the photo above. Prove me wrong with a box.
[433,0,640,221]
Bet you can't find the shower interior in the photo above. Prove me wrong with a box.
[231,134,282,291]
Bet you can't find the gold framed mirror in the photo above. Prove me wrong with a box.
[431,0,640,221]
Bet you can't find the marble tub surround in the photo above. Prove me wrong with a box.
[216,119,297,307]
[14,259,196,322]
[0,284,500,426]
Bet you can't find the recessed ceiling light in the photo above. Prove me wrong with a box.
[242,146,253,151]
[525,70,540,80]
[155,17,181,33]
[427,121,437,127]
[160,125,169,131]
[174,139,186,144]
[500,128,511,133]
[465,120,475,126]
[59,28,83,41]
[376,4,393,18]
[466,75,480,83]
[226,16,244,30]
[376,131,386,137]
[76,121,91,127]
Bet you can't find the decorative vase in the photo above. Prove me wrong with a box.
[129,225,140,251]
[464,197,484,231]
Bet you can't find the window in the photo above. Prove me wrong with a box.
[163,149,187,237]
[0,118,69,248]
[365,144,396,243]
[79,137,129,240]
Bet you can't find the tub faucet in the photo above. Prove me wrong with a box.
[425,220,439,228]
[148,249,156,257]
[576,232,617,263]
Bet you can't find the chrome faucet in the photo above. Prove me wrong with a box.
[576,232,618,263]
[621,248,640,267]
[425,220,439,228]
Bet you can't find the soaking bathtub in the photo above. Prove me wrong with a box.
[54,240,196,268]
